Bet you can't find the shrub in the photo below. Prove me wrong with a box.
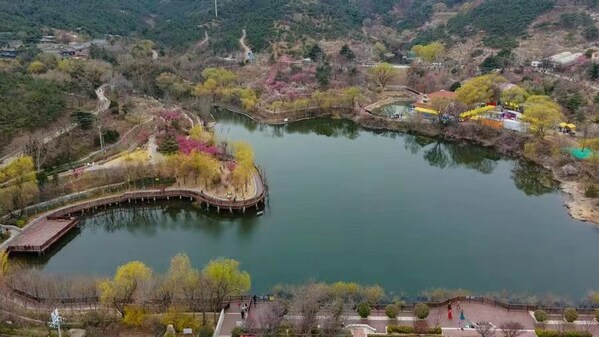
[231,327,247,337]
[386,304,400,318]
[198,326,214,337]
[388,325,414,334]
[369,335,441,337]
[563,307,578,322]
[0,229,10,241]
[534,309,548,322]
[535,329,592,337]
[413,320,430,335]
[82,311,103,327]
[414,303,430,319]
[387,325,442,334]
[102,129,120,144]
[357,302,371,318]
[160,306,201,332]
[122,306,146,327]
[585,185,598,198]
[15,219,26,228]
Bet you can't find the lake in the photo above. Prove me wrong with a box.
[32,111,599,300]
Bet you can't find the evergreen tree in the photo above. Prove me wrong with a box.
[589,63,599,80]
[158,135,180,155]
[339,44,356,61]
[316,62,332,87]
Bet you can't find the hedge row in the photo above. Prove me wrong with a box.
[387,325,442,334]
[535,330,592,337]
[368,334,443,337]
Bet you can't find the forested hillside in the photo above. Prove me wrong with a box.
[0,0,556,52]
[0,0,595,52]
[0,73,66,148]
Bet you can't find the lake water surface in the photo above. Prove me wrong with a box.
[35,112,599,300]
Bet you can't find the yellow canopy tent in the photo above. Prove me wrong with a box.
[415,107,439,115]
[559,122,576,130]
[460,105,496,119]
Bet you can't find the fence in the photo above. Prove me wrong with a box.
[370,296,598,315]
[213,103,352,125]
[213,309,226,337]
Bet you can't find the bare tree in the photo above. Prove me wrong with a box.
[288,282,329,335]
[475,322,496,337]
[320,298,345,337]
[247,300,286,337]
[24,135,50,171]
[499,321,525,337]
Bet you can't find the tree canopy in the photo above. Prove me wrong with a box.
[99,261,153,317]
[203,258,251,312]
[0,72,66,151]
[522,95,564,138]
[456,74,507,106]
[370,63,396,89]
[501,85,529,106]
[411,42,444,62]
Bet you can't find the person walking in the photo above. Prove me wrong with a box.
[456,300,461,311]
[252,295,257,305]
[459,309,465,330]
[448,302,453,320]
[241,309,245,319]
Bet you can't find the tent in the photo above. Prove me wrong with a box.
[559,122,576,130]
[415,107,439,115]
[460,105,496,119]
[570,148,592,160]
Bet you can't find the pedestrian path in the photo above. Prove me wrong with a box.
[217,301,599,337]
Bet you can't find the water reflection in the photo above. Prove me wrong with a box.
[285,118,359,139]
[404,134,500,174]
[81,201,259,238]
[511,161,559,196]
[216,109,558,195]
[213,108,360,139]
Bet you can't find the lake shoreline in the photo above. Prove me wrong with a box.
[219,105,599,226]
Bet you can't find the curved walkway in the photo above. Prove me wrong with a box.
[3,170,266,254]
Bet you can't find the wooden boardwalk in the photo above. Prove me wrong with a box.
[6,217,79,255]
[6,179,266,255]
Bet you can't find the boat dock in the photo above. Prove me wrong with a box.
[6,217,79,255]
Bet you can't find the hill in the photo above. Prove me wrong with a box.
[0,0,552,51]
[1,0,597,54]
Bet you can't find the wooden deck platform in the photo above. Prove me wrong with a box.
[6,184,266,256]
[6,217,79,255]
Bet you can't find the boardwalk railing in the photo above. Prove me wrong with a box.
[53,187,265,218]
[213,309,226,337]
[5,289,598,316]
[371,296,599,315]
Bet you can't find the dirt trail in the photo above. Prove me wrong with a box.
[239,29,252,60]
[197,31,209,48]
[0,85,110,166]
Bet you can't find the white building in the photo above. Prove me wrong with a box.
[531,60,542,68]
[548,52,583,68]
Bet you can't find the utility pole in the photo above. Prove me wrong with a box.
[214,0,218,17]
[98,125,104,153]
